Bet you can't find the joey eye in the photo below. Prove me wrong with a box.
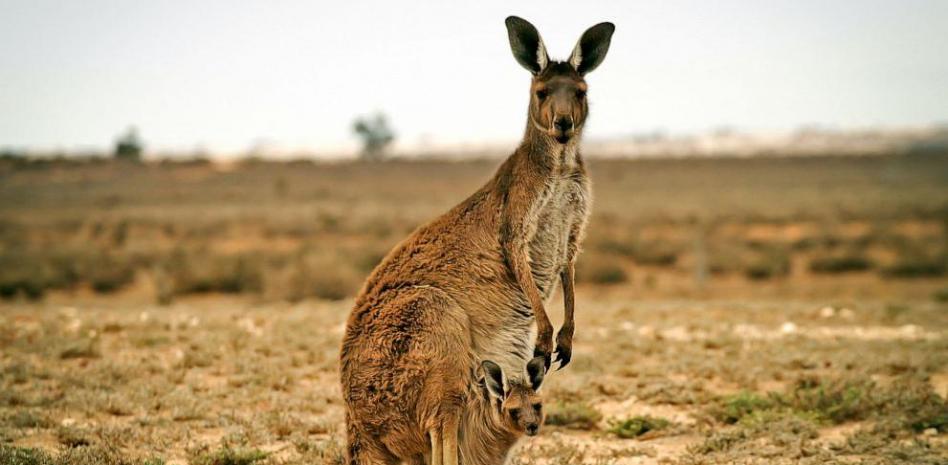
[535,89,548,100]
[509,409,520,422]
[533,403,542,411]
[576,89,586,99]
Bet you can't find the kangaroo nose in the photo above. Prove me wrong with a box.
[554,117,573,132]
[526,423,539,436]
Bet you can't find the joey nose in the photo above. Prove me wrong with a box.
[526,423,539,436]
[554,117,573,132]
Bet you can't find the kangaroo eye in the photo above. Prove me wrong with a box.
[576,89,586,99]
[533,403,542,411]
[535,89,548,100]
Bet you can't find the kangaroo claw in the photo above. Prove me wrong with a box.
[553,345,572,370]
[533,347,552,371]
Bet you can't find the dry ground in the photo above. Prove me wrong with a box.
[1,289,946,464]
[1,154,947,464]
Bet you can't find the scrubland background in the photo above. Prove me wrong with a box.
[1,152,947,464]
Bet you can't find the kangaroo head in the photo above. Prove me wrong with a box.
[505,16,615,145]
[480,356,547,436]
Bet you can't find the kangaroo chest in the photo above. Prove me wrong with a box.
[468,160,589,382]
[529,170,590,301]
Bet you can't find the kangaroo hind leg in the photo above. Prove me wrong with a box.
[429,425,442,465]
[441,410,460,465]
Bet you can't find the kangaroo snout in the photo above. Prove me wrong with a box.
[554,116,573,133]
[525,423,540,436]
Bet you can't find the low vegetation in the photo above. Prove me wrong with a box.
[691,376,948,464]
[808,253,874,273]
[0,155,946,463]
[543,401,603,430]
[188,446,268,465]
[607,415,672,439]
[1,155,946,303]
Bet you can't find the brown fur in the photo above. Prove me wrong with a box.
[457,379,544,465]
[340,16,613,465]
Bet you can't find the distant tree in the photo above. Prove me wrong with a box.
[0,148,24,160]
[114,126,143,161]
[352,113,395,160]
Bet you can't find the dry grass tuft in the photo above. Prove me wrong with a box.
[607,415,673,439]
[543,401,603,430]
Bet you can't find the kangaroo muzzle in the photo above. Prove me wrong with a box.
[552,114,575,144]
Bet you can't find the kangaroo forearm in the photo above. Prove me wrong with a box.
[565,215,587,265]
[500,198,545,316]
[560,264,576,332]
[508,247,548,322]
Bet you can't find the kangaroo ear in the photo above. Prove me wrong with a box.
[569,22,615,75]
[505,16,549,74]
[526,356,546,391]
[480,360,507,399]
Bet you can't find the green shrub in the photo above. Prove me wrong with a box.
[0,259,50,301]
[167,251,264,295]
[707,378,878,426]
[809,254,874,273]
[188,447,267,465]
[544,401,602,430]
[742,246,791,280]
[933,287,948,303]
[89,256,136,294]
[0,445,165,465]
[593,238,637,257]
[274,251,363,301]
[881,377,948,433]
[708,391,776,424]
[784,377,875,424]
[607,415,672,438]
[744,260,788,280]
[55,426,90,448]
[59,339,101,360]
[630,245,678,267]
[6,410,51,428]
[576,255,628,285]
[882,255,947,278]
[592,236,678,267]
[0,446,50,465]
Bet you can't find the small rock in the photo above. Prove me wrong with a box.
[780,322,798,334]
[65,318,82,334]
[819,306,835,318]
[238,317,263,337]
[58,306,78,319]
[900,324,919,336]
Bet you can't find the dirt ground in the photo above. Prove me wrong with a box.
[1,155,946,464]
[2,283,946,464]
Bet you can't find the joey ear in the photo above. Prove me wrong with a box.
[505,16,549,74]
[526,356,546,391]
[569,22,615,75]
[480,360,507,399]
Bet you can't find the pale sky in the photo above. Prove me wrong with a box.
[1,0,947,154]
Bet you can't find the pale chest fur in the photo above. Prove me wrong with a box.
[470,151,590,382]
[529,169,590,301]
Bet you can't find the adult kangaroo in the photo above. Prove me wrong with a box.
[341,16,614,465]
